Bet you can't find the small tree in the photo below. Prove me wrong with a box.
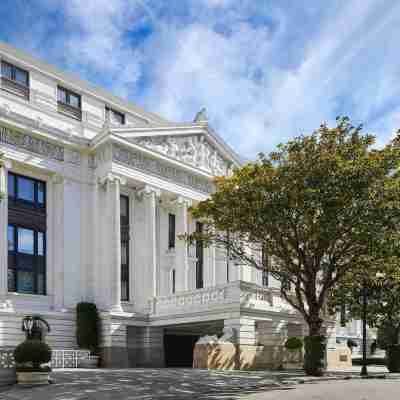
[188,117,400,375]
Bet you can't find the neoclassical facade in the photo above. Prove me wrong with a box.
[0,42,342,368]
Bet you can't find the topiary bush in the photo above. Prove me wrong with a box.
[76,302,100,354]
[386,344,400,373]
[285,337,303,351]
[304,335,326,376]
[14,340,52,371]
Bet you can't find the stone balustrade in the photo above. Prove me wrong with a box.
[150,280,298,318]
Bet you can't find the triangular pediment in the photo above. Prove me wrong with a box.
[114,129,238,177]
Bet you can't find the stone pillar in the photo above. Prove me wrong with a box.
[0,157,10,303]
[224,318,256,345]
[51,174,65,311]
[142,186,161,298]
[106,174,126,313]
[176,196,191,291]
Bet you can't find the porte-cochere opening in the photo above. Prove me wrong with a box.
[163,321,224,368]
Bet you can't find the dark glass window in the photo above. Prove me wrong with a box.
[168,213,176,249]
[7,172,46,295]
[1,61,28,86]
[120,195,130,301]
[18,176,35,202]
[196,222,204,289]
[7,173,15,197]
[106,107,125,125]
[57,86,82,120]
[7,225,46,295]
[172,269,176,294]
[8,173,46,210]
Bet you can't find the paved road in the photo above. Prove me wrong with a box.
[243,379,400,400]
[0,369,281,400]
[1,369,398,400]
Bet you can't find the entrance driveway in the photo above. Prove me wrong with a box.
[0,368,282,400]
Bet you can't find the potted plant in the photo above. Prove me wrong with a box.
[76,302,100,368]
[14,340,52,385]
[283,337,303,369]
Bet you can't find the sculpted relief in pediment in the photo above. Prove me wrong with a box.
[130,135,233,176]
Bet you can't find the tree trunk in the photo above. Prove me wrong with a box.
[304,313,326,376]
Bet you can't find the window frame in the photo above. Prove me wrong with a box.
[168,213,176,250]
[106,106,125,125]
[7,224,46,295]
[120,194,130,302]
[1,60,30,99]
[57,85,82,120]
[7,172,46,211]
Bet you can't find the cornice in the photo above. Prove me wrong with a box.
[0,41,169,125]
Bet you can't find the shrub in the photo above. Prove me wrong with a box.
[386,344,400,373]
[76,302,100,353]
[285,337,303,351]
[14,340,52,370]
[304,335,326,376]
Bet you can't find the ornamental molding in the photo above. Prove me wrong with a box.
[98,172,127,187]
[127,134,233,177]
[112,144,215,194]
[0,124,64,161]
[0,123,82,166]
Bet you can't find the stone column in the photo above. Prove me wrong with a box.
[224,318,256,345]
[105,174,126,313]
[51,174,65,311]
[176,196,191,291]
[0,156,10,303]
[141,186,161,298]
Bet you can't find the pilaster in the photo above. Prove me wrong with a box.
[176,196,192,291]
[52,174,65,311]
[0,156,10,302]
[138,185,161,298]
[101,173,126,313]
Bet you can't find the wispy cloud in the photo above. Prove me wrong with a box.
[1,0,400,157]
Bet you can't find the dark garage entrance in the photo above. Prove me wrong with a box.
[163,320,224,367]
[164,334,199,367]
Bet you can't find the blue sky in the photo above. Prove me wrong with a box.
[0,0,399,158]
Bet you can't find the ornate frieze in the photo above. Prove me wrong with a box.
[0,124,64,162]
[112,144,215,194]
[130,134,232,176]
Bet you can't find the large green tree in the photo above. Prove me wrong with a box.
[189,117,400,374]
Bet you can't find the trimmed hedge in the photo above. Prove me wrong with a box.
[304,335,326,376]
[285,337,303,351]
[14,340,52,370]
[387,344,400,373]
[76,302,100,353]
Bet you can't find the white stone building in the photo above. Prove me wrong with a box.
[0,42,328,368]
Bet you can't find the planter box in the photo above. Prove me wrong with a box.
[17,371,50,385]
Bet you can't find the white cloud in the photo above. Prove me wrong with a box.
[8,0,400,158]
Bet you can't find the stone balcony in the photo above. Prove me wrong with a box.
[148,281,299,325]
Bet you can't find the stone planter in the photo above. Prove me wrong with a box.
[78,356,99,369]
[16,371,50,385]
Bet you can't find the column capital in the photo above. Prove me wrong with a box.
[136,185,161,200]
[98,173,127,187]
[51,173,64,185]
[177,196,193,207]
[0,152,12,169]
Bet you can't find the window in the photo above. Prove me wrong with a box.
[57,86,82,120]
[168,213,176,250]
[106,107,125,125]
[8,173,46,210]
[7,173,46,295]
[172,269,176,294]
[196,222,204,289]
[120,195,130,301]
[1,60,29,99]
